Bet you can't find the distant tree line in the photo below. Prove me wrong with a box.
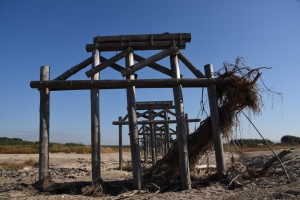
[0,137,36,145]
[230,138,274,147]
[281,135,300,144]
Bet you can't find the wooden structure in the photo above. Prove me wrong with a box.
[113,101,200,169]
[30,33,229,190]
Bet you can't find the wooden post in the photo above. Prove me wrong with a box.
[118,116,123,170]
[204,64,226,178]
[126,52,142,190]
[164,112,170,151]
[39,66,50,182]
[142,125,147,163]
[185,114,190,135]
[91,48,101,181]
[170,54,191,190]
[149,111,157,166]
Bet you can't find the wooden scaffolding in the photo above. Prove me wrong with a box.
[30,33,229,190]
[113,100,201,169]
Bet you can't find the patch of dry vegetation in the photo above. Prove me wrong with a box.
[0,157,38,170]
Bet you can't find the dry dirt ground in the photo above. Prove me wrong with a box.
[0,149,299,199]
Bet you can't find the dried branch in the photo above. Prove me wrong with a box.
[241,111,290,183]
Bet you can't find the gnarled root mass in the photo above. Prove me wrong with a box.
[144,58,262,179]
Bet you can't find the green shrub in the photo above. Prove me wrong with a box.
[281,135,300,144]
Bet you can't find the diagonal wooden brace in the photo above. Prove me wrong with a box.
[178,52,205,78]
[100,56,126,73]
[86,47,132,77]
[121,46,178,77]
[133,54,173,77]
[54,57,92,80]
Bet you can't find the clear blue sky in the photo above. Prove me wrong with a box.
[0,0,299,145]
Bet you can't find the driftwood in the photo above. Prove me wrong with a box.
[260,149,292,175]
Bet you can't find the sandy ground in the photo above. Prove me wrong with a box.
[0,149,299,199]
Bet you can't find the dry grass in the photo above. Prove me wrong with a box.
[0,157,38,170]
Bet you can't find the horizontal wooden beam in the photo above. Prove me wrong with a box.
[136,101,173,110]
[122,47,178,77]
[54,57,92,80]
[139,133,177,136]
[112,118,200,125]
[93,33,191,43]
[30,78,233,91]
[133,54,173,77]
[86,48,132,77]
[178,52,205,78]
[86,41,186,52]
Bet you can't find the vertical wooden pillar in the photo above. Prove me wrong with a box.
[185,114,190,135]
[126,52,142,190]
[149,112,156,165]
[142,125,147,163]
[39,66,50,182]
[170,54,191,190]
[204,64,226,178]
[164,112,170,151]
[91,48,101,181]
[118,116,123,170]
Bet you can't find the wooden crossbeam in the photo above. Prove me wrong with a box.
[136,101,173,110]
[54,57,92,80]
[133,54,173,77]
[121,47,178,77]
[93,33,191,43]
[30,78,233,90]
[86,48,132,77]
[178,52,205,78]
[100,56,126,73]
[122,114,128,121]
[152,109,168,119]
[169,128,176,133]
[150,110,165,119]
[139,132,177,136]
[136,110,150,119]
[167,109,176,117]
[86,41,186,52]
[112,118,200,125]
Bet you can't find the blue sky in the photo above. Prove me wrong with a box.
[0,0,299,145]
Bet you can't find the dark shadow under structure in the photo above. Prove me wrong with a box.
[30,33,228,190]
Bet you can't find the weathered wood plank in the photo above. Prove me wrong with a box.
[204,64,226,179]
[39,66,50,182]
[122,47,177,77]
[54,57,92,80]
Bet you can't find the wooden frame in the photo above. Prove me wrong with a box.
[31,33,226,191]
